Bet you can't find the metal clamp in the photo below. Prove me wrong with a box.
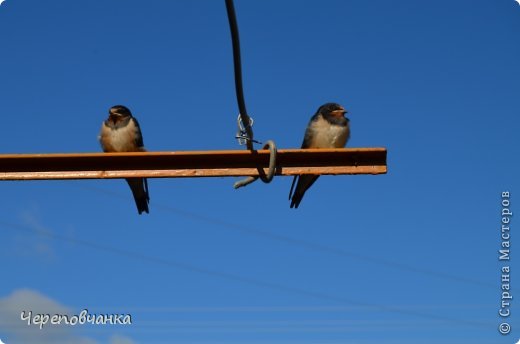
[234,140,277,189]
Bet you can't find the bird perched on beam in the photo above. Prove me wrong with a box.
[289,103,350,208]
[99,105,150,214]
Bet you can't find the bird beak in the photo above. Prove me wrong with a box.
[332,108,347,116]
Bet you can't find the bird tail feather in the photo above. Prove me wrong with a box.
[126,178,150,214]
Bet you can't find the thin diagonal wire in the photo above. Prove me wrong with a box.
[0,219,488,328]
[81,185,495,290]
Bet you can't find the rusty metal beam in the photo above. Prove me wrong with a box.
[0,148,387,180]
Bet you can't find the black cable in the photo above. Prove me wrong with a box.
[225,0,254,151]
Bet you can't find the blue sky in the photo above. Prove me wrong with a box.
[0,0,519,343]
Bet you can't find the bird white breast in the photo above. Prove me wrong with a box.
[99,120,139,152]
[309,117,350,148]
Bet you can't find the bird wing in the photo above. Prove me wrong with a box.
[131,117,146,150]
[300,113,321,149]
[288,114,322,207]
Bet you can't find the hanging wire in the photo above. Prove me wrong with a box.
[225,0,254,151]
[225,0,277,186]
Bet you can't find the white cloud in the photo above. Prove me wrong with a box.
[0,289,137,344]
[0,288,72,343]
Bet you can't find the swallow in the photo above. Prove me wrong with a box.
[99,105,150,214]
[289,103,350,208]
